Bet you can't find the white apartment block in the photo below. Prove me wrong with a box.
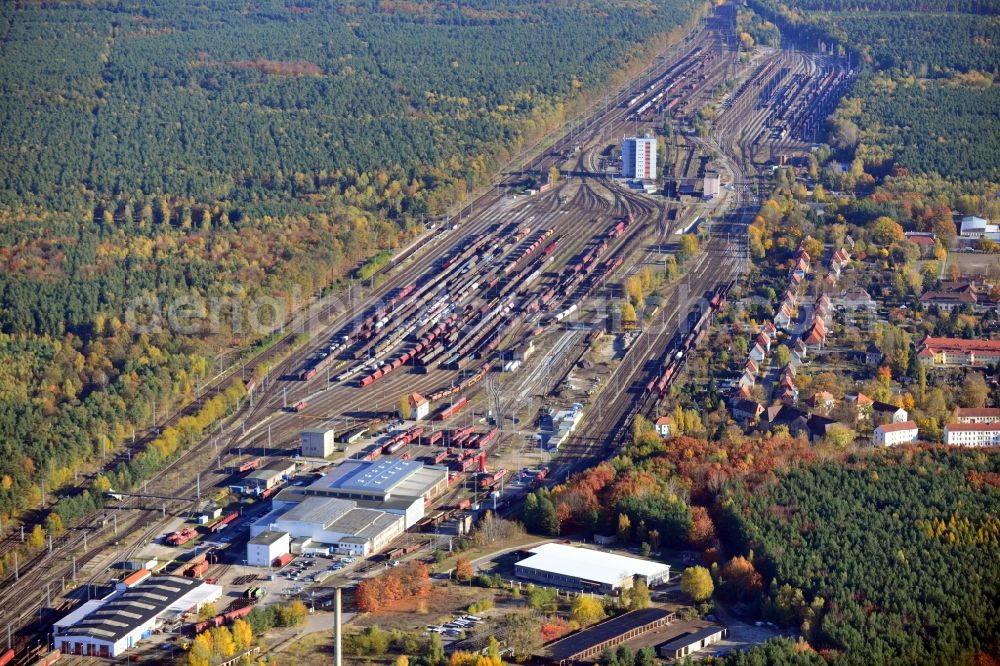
[873,421,919,447]
[943,423,1000,447]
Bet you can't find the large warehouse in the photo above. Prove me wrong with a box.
[515,543,671,594]
[301,458,449,527]
[54,576,221,658]
[250,495,406,559]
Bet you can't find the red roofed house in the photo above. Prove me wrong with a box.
[655,416,672,437]
[803,318,827,349]
[905,232,936,257]
[917,337,1000,367]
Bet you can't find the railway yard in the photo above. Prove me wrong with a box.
[0,7,854,663]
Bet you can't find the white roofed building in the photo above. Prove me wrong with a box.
[514,543,670,594]
[55,576,222,658]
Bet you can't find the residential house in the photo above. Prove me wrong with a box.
[775,302,794,329]
[803,318,827,349]
[872,401,908,424]
[810,391,835,413]
[749,342,766,363]
[865,343,883,367]
[905,232,936,257]
[776,381,798,404]
[791,257,809,281]
[655,416,672,438]
[846,392,874,421]
[919,284,979,312]
[731,399,764,426]
[738,370,755,389]
[835,288,876,312]
[874,421,919,447]
[807,414,838,442]
[756,331,772,354]
[831,247,851,271]
[759,404,810,438]
[815,295,832,324]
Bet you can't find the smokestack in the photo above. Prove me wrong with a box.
[335,587,343,666]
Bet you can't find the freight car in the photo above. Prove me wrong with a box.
[433,396,468,421]
[237,458,261,474]
[479,468,507,489]
[209,511,239,533]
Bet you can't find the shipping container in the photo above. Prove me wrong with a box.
[273,553,293,567]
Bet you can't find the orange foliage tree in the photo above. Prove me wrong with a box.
[355,561,431,612]
[720,556,764,602]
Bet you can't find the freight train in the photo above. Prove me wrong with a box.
[644,280,735,401]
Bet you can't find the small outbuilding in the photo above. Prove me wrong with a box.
[657,625,728,660]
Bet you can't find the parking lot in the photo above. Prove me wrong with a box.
[270,553,360,595]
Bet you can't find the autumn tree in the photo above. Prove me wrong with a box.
[617,513,633,542]
[720,556,763,602]
[397,394,411,420]
[621,302,637,328]
[687,506,716,548]
[231,618,253,651]
[198,603,218,622]
[824,423,856,449]
[188,632,213,666]
[44,512,64,536]
[871,216,904,245]
[211,625,236,658]
[455,557,474,582]
[960,373,989,408]
[571,595,607,626]
[356,579,383,612]
[28,524,45,550]
[680,566,714,602]
[624,578,651,610]
[678,234,699,263]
